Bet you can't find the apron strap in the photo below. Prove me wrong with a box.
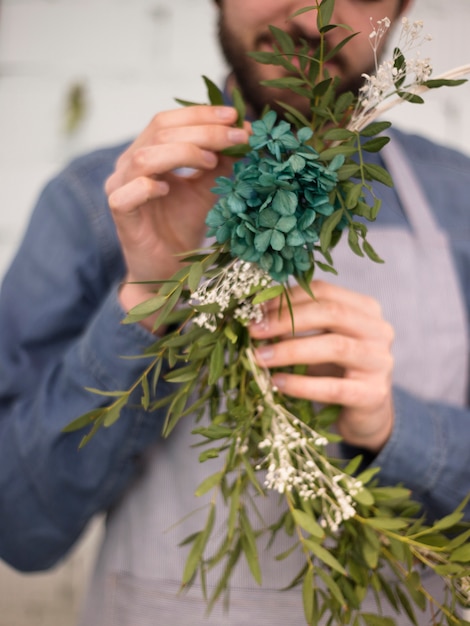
[382,138,443,242]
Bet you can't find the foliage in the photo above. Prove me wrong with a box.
[65,1,470,623]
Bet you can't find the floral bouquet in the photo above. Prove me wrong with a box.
[65,2,470,624]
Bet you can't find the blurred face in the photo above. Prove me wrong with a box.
[217,0,410,117]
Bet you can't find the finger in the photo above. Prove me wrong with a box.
[255,334,392,372]
[251,297,394,342]
[108,176,170,214]
[271,372,387,409]
[263,280,383,317]
[148,123,249,153]
[123,105,243,155]
[106,144,219,196]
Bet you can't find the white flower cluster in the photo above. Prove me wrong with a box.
[454,576,470,608]
[257,409,362,532]
[357,16,433,117]
[190,260,271,331]
[245,348,362,534]
[347,16,434,133]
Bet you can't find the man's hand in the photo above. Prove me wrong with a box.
[249,281,395,454]
[105,105,249,327]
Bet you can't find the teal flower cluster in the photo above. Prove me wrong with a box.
[206,111,344,283]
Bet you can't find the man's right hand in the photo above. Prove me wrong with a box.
[105,105,249,328]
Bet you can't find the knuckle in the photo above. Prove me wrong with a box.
[325,300,345,324]
[330,334,351,360]
[149,111,166,130]
[131,147,150,170]
[324,377,343,401]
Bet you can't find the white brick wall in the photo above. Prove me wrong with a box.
[0,1,469,625]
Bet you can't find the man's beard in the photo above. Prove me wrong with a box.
[217,14,372,120]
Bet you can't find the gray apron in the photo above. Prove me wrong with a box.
[78,137,469,625]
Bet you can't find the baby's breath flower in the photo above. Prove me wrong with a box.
[351,16,436,131]
[246,348,362,533]
[190,259,271,330]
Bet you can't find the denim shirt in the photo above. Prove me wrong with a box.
[1,130,470,572]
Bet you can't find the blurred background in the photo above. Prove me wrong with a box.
[0,0,469,624]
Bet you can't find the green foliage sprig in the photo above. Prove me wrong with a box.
[65,1,470,623]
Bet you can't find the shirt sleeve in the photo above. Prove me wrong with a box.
[370,386,470,522]
[0,158,170,571]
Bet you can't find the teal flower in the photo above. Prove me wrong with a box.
[206,112,345,283]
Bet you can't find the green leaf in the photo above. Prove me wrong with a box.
[352,487,374,506]
[123,294,167,322]
[240,509,262,585]
[269,25,295,55]
[363,240,384,264]
[396,586,419,626]
[198,448,220,462]
[356,466,381,485]
[321,144,358,160]
[188,261,203,293]
[194,471,223,497]
[302,565,315,626]
[62,408,103,433]
[175,97,205,108]
[397,90,425,105]
[165,363,199,383]
[317,567,347,609]
[203,75,224,105]
[324,32,357,62]
[252,284,284,304]
[208,339,225,385]
[363,163,394,187]
[347,226,363,257]
[181,504,215,585]
[317,0,335,29]
[103,395,129,427]
[277,100,311,128]
[141,375,150,410]
[450,543,470,563]
[345,183,363,210]
[323,128,356,141]
[360,121,392,137]
[231,86,246,128]
[153,285,183,330]
[292,509,325,539]
[365,517,409,530]
[227,480,241,540]
[361,613,396,626]
[423,78,467,89]
[337,163,361,181]
[362,136,390,153]
[224,324,238,344]
[305,539,347,575]
[320,209,343,253]
[430,510,464,531]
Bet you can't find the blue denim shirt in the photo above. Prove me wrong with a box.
[1,131,470,572]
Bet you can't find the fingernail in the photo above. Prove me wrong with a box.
[172,167,199,178]
[250,316,268,332]
[202,150,217,166]
[228,128,247,144]
[255,346,274,365]
[272,374,286,391]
